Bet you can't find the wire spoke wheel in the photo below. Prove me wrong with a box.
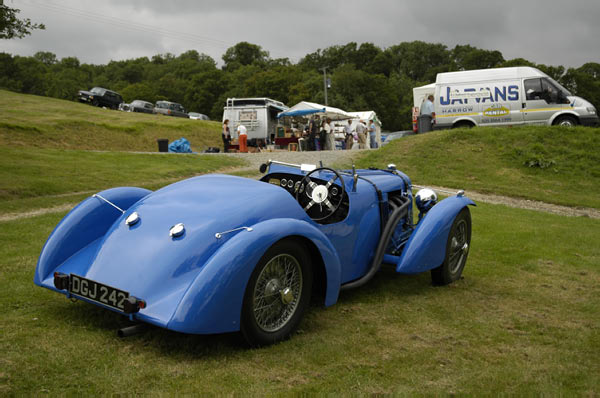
[431,207,472,285]
[241,239,312,346]
[448,219,468,274]
[252,254,302,332]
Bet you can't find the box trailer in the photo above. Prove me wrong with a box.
[413,67,598,129]
[222,98,288,144]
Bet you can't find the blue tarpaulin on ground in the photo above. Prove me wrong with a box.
[168,137,192,153]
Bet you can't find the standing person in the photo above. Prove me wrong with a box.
[420,95,435,117]
[237,124,248,153]
[324,118,335,150]
[356,119,367,149]
[308,115,319,151]
[222,119,231,153]
[419,94,436,133]
[368,119,377,149]
[344,119,353,150]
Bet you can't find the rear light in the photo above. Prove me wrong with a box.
[53,272,69,290]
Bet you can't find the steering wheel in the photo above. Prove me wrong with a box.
[295,167,345,221]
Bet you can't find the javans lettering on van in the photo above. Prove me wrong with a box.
[440,85,519,105]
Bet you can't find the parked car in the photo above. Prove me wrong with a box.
[154,101,188,118]
[78,87,123,110]
[118,103,130,112]
[188,112,210,120]
[129,100,155,114]
[35,161,474,346]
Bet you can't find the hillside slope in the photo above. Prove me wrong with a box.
[356,126,600,209]
[0,90,222,152]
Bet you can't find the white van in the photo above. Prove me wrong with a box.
[413,67,598,129]
[222,98,288,143]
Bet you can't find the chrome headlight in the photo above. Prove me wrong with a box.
[415,188,437,213]
[586,107,596,115]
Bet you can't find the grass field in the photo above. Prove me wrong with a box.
[0,89,223,152]
[0,147,245,214]
[0,91,599,394]
[1,202,598,394]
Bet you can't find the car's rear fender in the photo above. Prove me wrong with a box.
[391,196,475,274]
[167,218,342,335]
[34,187,152,286]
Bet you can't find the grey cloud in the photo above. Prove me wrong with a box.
[4,0,600,67]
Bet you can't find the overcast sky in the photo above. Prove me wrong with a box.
[3,0,600,69]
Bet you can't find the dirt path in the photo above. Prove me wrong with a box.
[421,185,600,219]
[2,151,599,222]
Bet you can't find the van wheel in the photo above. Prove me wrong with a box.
[553,115,577,127]
[453,121,474,129]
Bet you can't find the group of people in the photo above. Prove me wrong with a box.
[221,115,378,153]
[299,116,377,151]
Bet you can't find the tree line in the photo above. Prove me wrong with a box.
[1,41,599,130]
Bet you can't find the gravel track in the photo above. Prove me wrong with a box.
[215,149,364,172]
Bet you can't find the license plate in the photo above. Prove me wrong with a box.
[69,274,129,312]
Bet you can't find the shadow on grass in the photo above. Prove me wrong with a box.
[43,264,439,359]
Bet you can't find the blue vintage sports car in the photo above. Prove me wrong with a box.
[35,161,475,346]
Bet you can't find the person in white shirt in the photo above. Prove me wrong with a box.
[237,125,248,153]
[420,95,435,116]
[344,120,353,150]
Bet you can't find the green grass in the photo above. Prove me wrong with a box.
[0,147,245,214]
[354,126,600,209]
[0,89,223,152]
[1,203,598,394]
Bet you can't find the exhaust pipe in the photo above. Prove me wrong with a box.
[117,324,146,338]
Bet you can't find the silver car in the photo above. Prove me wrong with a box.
[129,100,155,114]
[154,101,188,118]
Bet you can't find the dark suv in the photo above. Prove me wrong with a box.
[78,87,123,110]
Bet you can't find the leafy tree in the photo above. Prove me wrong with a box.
[451,45,504,71]
[0,4,45,39]
[501,58,536,68]
[13,55,47,94]
[184,69,226,118]
[562,63,600,110]
[34,51,57,66]
[222,42,269,71]
[385,41,451,82]
[120,82,158,103]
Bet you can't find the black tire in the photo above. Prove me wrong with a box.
[453,121,474,129]
[241,239,313,346]
[553,115,577,127]
[431,207,472,285]
[92,99,99,107]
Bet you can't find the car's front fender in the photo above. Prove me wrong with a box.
[166,218,342,334]
[393,195,475,274]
